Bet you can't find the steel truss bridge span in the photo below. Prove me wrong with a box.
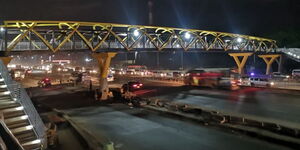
[0,21,277,53]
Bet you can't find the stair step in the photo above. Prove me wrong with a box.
[2,106,24,113]
[0,102,20,109]
[0,99,15,103]
[15,130,36,141]
[18,132,37,144]
[7,120,30,129]
[5,115,29,125]
[0,91,11,96]
[0,88,8,92]
[0,95,13,100]
[3,110,25,118]
[11,125,33,134]
[0,99,14,103]
[22,142,41,150]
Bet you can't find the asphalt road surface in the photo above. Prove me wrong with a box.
[24,74,300,125]
[102,75,300,124]
[26,78,298,150]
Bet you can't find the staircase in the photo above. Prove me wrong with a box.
[278,48,300,62]
[0,60,46,150]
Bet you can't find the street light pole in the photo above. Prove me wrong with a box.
[156,51,159,68]
[181,51,184,70]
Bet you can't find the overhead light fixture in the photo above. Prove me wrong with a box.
[0,27,5,32]
[133,30,139,37]
[237,37,242,43]
[184,32,191,39]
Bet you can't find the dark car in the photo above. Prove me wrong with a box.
[122,81,143,92]
[38,78,52,87]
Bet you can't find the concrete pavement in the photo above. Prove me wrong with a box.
[64,104,292,150]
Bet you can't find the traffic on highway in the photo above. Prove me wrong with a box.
[4,52,297,150]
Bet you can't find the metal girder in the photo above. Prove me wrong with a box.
[258,54,281,75]
[1,21,278,52]
[229,53,253,74]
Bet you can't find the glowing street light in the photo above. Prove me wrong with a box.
[184,32,191,39]
[0,27,4,32]
[85,58,92,62]
[237,37,242,43]
[133,30,139,37]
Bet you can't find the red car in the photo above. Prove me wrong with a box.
[38,78,52,87]
[122,81,143,92]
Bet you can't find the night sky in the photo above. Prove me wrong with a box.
[1,0,300,36]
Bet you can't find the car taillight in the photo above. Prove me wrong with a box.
[139,83,143,86]
[133,84,138,87]
[231,81,236,84]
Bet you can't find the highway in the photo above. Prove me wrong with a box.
[23,74,300,125]
[108,76,300,125]
[25,75,300,150]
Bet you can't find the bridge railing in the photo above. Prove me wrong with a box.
[0,60,47,148]
[2,40,261,52]
[0,21,277,52]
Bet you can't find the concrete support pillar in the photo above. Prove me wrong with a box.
[93,52,117,100]
[0,57,12,66]
[258,54,281,75]
[275,55,283,73]
[228,53,253,75]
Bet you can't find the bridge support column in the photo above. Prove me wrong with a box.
[228,53,253,75]
[93,52,117,100]
[258,54,281,75]
[0,52,12,66]
[0,57,12,66]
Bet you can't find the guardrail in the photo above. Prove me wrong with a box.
[0,60,47,148]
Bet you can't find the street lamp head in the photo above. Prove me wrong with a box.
[133,30,139,37]
[184,32,191,39]
[237,37,242,43]
[0,27,5,32]
[85,58,92,62]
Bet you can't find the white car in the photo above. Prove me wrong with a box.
[248,77,274,87]
[107,74,114,82]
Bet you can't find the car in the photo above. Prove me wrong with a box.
[271,72,289,79]
[121,81,143,92]
[38,78,52,87]
[82,72,91,82]
[248,77,274,87]
[107,74,114,82]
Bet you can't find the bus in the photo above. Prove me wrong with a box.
[126,65,148,76]
[184,68,240,90]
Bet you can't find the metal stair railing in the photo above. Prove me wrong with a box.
[0,60,47,149]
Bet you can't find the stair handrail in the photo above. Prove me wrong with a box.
[0,60,47,149]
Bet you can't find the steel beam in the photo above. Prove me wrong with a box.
[0,21,277,52]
